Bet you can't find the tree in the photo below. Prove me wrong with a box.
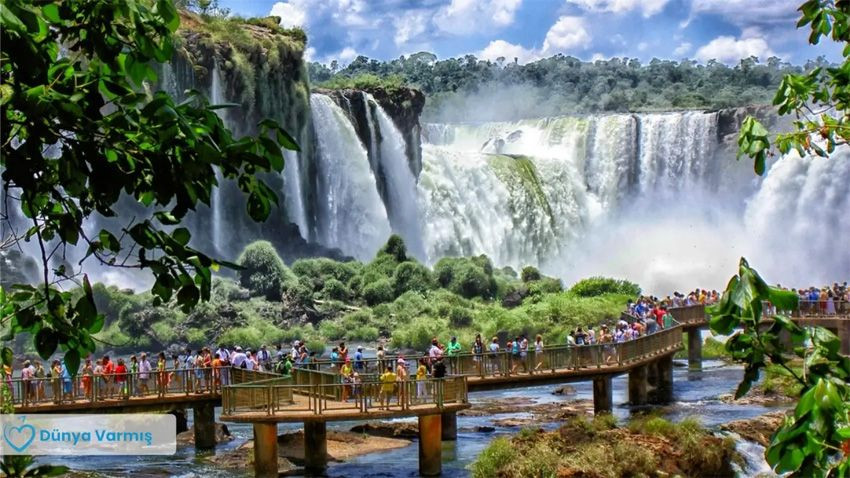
[237,241,290,301]
[737,0,850,175]
[709,259,849,477]
[0,1,298,373]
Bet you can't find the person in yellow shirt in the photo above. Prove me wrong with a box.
[416,358,428,401]
[379,365,397,409]
[340,358,354,401]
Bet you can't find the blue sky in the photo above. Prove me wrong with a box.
[220,0,842,65]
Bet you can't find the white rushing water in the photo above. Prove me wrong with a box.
[416,112,849,293]
[209,61,227,256]
[369,94,426,259]
[310,94,391,259]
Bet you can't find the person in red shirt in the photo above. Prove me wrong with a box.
[114,358,128,398]
[102,355,115,398]
[654,305,666,329]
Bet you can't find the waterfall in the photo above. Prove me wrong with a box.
[362,93,380,172]
[368,94,426,260]
[310,94,391,260]
[209,61,227,256]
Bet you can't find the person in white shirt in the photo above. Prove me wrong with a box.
[244,351,256,371]
[138,353,152,396]
[230,346,247,368]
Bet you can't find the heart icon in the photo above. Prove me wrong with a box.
[4,421,36,453]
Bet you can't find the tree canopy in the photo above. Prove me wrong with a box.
[0,0,297,374]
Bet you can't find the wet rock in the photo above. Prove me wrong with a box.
[176,423,232,445]
[721,411,789,447]
[552,385,576,395]
[493,418,534,427]
[476,426,495,433]
[349,421,419,439]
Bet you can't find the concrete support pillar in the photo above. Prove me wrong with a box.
[169,408,188,434]
[252,422,278,478]
[688,329,702,371]
[419,414,442,476]
[655,355,674,403]
[193,402,216,450]
[441,411,457,441]
[592,376,613,415]
[628,364,648,406]
[304,421,327,475]
[646,360,659,402]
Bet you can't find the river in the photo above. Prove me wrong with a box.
[44,359,778,477]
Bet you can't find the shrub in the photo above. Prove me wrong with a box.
[379,234,408,262]
[363,278,394,305]
[470,437,516,478]
[318,319,347,340]
[434,256,496,299]
[305,339,326,356]
[527,277,563,295]
[184,327,208,346]
[448,305,473,327]
[569,276,641,297]
[392,261,434,296]
[349,325,379,341]
[211,278,251,302]
[392,316,449,350]
[237,241,292,301]
[521,266,542,282]
[281,277,314,308]
[321,278,350,301]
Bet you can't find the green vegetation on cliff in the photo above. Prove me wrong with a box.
[83,237,633,353]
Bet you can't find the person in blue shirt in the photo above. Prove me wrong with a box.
[354,346,365,372]
[330,347,339,372]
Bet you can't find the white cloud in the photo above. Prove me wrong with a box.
[270,1,307,28]
[590,52,607,62]
[566,0,671,17]
[688,0,798,27]
[435,0,523,34]
[337,47,359,63]
[303,47,316,61]
[695,35,775,63]
[543,16,590,54]
[673,42,692,57]
[394,10,429,46]
[479,40,539,64]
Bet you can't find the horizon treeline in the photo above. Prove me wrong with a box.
[309,52,829,121]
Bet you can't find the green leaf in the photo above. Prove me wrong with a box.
[1,347,13,367]
[276,127,301,152]
[172,227,191,246]
[98,230,121,252]
[154,211,180,225]
[64,349,80,378]
[767,287,798,312]
[88,314,104,334]
[42,4,61,23]
[35,328,59,359]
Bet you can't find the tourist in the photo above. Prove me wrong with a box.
[354,346,365,373]
[534,335,544,371]
[217,344,231,365]
[446,336,461,373]
[21,360,34,402]
[575,328,587,345]
[274,344,285,364]
[566,331,576,346]
[60,360,72,399]
[157,352,168,396]
[244,351,257,371]
[509,336,522,374]
[138,353,152,396]
[231,346,247,369]
[276,355,293,376]
[129,355,138,396]
[340,358,354,401]
[51,359,62,403]
[81,359,93,399]
[102,355,115,398]
[257,345,271,370]
[472,334,485,376]
[183,349,196,392]
[378,365,397,410]
[330,347,340,371]
[376,345,386,372]
[170,354,182,391]
[488,337,500,376]
[194,349,206,391]
[33,361,45,401]
[115,358,128,398]
[212,352,223,389]
[428,339,443,363]
[432,356,447,379]
[416,358,428,400]
[338,342,348,363]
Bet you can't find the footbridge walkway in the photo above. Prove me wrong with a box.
[4,325,684,476]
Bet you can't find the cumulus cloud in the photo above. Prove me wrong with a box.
[566,0,671,17]
[434,0,523,34]
[270,1,307,28]
[688,0,798,28]
[394,10,429,46]
[478,40,539,64]
[543,16,591,54]
[695,35,775,63]
[337,46,359,63]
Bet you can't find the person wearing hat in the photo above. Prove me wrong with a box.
[395,357,409,406]
[230,346,247,369]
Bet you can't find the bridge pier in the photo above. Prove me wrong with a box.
[839,322,850,355]
[655,355,674,403]
[304,421,328,475]
[441,411,457,441]
[252,422,279,478]
[419,414,442,476]
[688,329,702,371]
[628,365,648,406]
[592,376,613,414]
[193,402,216,450]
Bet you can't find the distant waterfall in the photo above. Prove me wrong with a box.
[209,61,227,256]
[310,94,391,260]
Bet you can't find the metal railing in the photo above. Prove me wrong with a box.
[2,367,276,408]
[222,374,468,417]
